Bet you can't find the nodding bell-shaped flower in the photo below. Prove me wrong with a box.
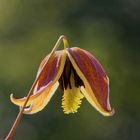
[10,35,114,116]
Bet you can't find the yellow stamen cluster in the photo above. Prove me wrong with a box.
[62,87,84,114]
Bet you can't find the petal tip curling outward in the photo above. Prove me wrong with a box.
[23,82,59,114]
[10,49,67,114]
[10,94,32,107]
[10,82,59,114]
[67,47,114,116]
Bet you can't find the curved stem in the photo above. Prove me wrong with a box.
[5,80,38,140]
[50,35,69,54]
[63,36,69,49]
[5,35,69,140]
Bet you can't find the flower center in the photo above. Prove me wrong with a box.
[59,57,84,114]
[59,57,84,90]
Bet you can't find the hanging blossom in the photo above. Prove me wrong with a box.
[10,35,114,116]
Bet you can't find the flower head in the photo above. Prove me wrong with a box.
[10,35,114,116]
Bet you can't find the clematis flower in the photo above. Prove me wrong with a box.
[10,35,114,116]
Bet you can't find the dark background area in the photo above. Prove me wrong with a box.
[0,0,140,140]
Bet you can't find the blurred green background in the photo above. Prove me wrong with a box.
[0,0,140,140]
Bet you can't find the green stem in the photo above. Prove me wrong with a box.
[5,35,69,140]
[63,36,69,49]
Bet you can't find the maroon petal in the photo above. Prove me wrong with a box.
[36,50,66,91]
[67,47,114,116]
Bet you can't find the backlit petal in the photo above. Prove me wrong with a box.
[10,82,59,114]
[35,50,67,91]
[10,50,67,114]
[23,82,59,114]
[67,47,114,116]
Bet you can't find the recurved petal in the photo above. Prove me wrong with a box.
[10,81,40,107]
[23,82,59,114]
[10,50,67,113]
[67,47,114,116]
[11,82,59,114]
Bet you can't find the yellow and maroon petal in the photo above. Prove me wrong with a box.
[35,50,67,91]
[10,50,67,113]
[10,82,59,114]
[24,82,59,114]
[67,47,114,116]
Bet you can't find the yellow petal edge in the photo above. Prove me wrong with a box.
[67,51,114,116]
[10,50,67,114]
